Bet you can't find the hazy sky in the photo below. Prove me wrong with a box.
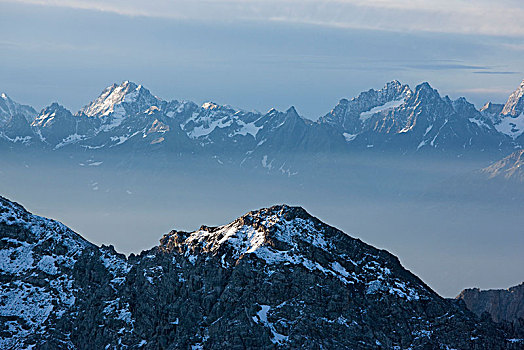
[1,0,524,119]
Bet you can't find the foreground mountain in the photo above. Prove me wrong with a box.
[2,79,524,167]
[0,196,521,349]
[458,283,524,337]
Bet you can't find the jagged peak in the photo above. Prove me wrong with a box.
[79,81,158,118]
[201,101,220,110]
[43,102,68,111]
[159,204,321,259]
[34,103,73,124]
[415,81,434,91]
[501,78,524,116]
[481,101,495,111]
[451,96,475,109]
[480,102,504,118]
[383,80,403,90]
[157,204,425,301]
[413,82,441,100]
[286,106,298,115]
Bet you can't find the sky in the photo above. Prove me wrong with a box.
[1,0,524,120]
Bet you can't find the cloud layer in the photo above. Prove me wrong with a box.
[4,0,524,37]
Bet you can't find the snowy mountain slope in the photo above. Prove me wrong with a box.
[321,81,510,153]
[492,79,524,141]
[481,149,524,182]
[0,93,39,146]
[0,93,37,125]
[0,196,93,348]
[31,102,93,148]
[77,81,162,132]
[319,80,412,134]
[0,197,521,349]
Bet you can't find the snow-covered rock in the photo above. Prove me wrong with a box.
[0,198,518,348]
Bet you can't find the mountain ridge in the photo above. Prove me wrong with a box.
[0,195,522,349]
[2,79,524,170]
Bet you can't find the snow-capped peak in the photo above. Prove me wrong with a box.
[80,81,156,118]
[160,204,425,301]
[201,102,219,110]
[501,79,524,117]
[0,92,37,124]
[161,205,322,260]
[76,81,161,132]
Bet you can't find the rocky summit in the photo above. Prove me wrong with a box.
[0,196,522,349]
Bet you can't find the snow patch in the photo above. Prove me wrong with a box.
[343,133,357,142]
[469,118,491,129]
[495,113,524,139]
[252,305,289,345]
[360,98,404,122]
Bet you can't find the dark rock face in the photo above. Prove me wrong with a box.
[457,283,524,334]
[0,196,522,349]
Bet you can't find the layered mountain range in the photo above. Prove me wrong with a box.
[3,79,524,164]
[0,195,522,349]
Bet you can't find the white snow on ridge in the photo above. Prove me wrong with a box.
[179,207,425,302]
[233,119,263,137]
[360,98,405,122]
[54,133,86,149]
[0,198,92,348]
[495,113,524,139]
[110,130,141,146]
[202,102,219,110]
[83,82,138,117]
[185,116,233,139]
[252,304,289,345]
[99,104,127,132]
[343,133,357,142]
[0,135,32,144]
[468,118,491,129]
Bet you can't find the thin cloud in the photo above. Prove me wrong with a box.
[3,0,524,37]
[473,71,520,75]
[406,63,492,71]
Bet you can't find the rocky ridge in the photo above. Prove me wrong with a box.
[0,196,522,349]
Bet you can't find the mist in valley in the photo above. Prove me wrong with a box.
[1,150,522,298]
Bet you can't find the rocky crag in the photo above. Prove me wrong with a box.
[458,283,524,338]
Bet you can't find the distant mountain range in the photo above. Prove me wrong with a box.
[2,79,524,166]
[0,195,522,349]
